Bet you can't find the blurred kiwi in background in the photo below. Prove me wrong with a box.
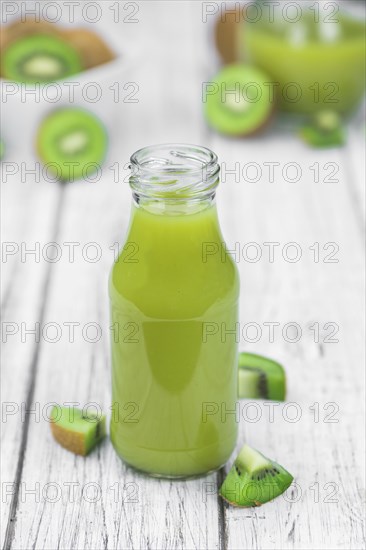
[0,18,116,83]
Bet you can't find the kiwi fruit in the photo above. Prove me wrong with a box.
[50,406,106,456]
[1,34,82,83]
[238,352,286,401]
[299,110,345,148]
[1,19,63,51]
[214,5,243,63]
[204,63,275,136]
[63,28,115,69]
[220,443,293,507]
[36,107,108,182]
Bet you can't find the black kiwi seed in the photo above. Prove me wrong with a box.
[235,465,241,476]
[258,373,268,399]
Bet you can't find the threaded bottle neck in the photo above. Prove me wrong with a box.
[129,144,220,203]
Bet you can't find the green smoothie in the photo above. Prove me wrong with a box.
[241,8,366,113]
[110,200,239,477]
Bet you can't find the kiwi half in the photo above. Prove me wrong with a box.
[50,406,106,456]
[204,63,274,136]
[220,443,293,507]
[36,107,108,181]
[238,352,286,401]
[1,34,82,83]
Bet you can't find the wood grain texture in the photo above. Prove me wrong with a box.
[1,1,365,549]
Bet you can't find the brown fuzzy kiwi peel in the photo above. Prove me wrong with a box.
[50,407,106,456]
[214,6,244,63]
[63,28,115,69]
[51,422,87,456]
[1,19,63,49]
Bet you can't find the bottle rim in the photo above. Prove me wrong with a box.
[129,143,220,200]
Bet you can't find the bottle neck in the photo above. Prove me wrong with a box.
[129,144,220,211]
[132,193,217,217]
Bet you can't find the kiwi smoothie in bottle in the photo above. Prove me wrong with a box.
[109,145,239,478]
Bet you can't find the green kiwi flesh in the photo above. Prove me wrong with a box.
[37,107,108,181]
[238,352,286,401]
[50,406,106,456]
[1,34,82,83]
[299,110,345,148]
[204,63,274,136]
[220,443,293,507]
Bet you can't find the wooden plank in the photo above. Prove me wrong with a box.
[341,122,366,226]
[1,155,62,548]
[210,130,365,549]
[8,2,223,549]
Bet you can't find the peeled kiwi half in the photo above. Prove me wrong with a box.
[51,406,106,456]
[37,107,108,181]
[1,34,82,83]
[220,443,293,507]
[204,63,275,136]
[238,352,286,401]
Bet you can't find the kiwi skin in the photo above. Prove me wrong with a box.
[63,28,115,69]
[214,6,243,63]
[1,19,62,50]
[50,406,106,456]
[238,352,286,401]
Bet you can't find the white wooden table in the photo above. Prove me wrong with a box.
[1,2,365,549]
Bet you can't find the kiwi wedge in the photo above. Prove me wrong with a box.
[220,443,293,507]
[36,107,108,181]
[50,406,106,456]
[299,110,345,148]
[1,34,82,83]
[204,63,274,136]
[63,28,115,69]
[238,352,286,401]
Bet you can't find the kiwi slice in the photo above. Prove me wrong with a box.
[50,406,106,456]
[220,443,293,507]
[238,352,286,401]
[204,63,274,136]
[299,110,345,148]
[36,107,108,181]
[63,28,115,70]
[1,34,82,83]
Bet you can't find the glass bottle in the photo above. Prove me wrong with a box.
[109,144,239,478]
[239,0,366,114]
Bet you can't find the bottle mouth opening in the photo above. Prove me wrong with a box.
[129,143,220,200]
